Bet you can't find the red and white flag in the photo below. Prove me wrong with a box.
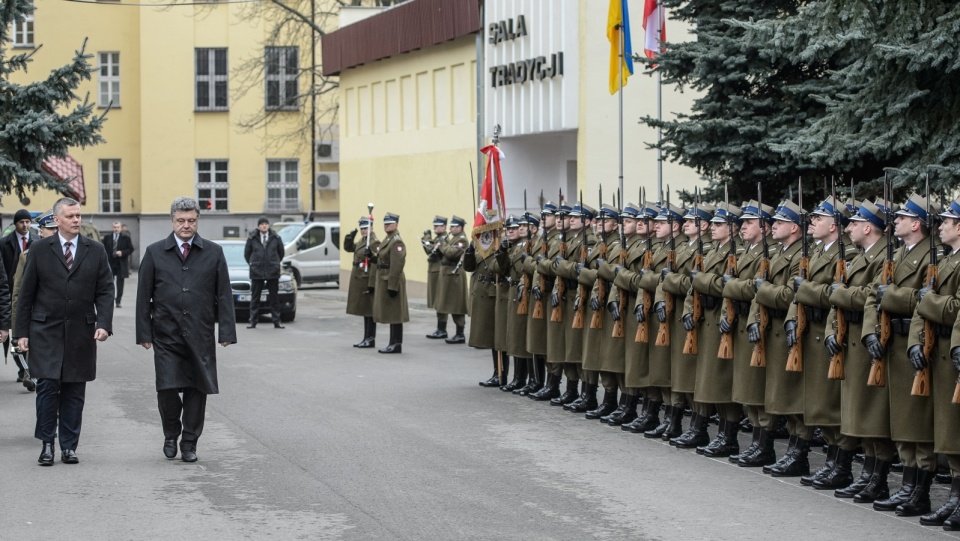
[472,144,507,258]
[642,0,666,59]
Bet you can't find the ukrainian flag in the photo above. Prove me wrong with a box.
[607,0,634,95]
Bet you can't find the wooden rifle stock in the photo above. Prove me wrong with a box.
[827,260,849,379]
[682,252,704,355]
[717,253,737,359]
[635,250,654,343]
[868,261,894,387]
[912,264,937,397]
[655,250,676,347]
[590,240,609,329]
[953,375,960,404]
[749,258,771,368]
[550,236,567,323]
[786,256,811,372]
[516,238,532,316]
[532,235,548,319]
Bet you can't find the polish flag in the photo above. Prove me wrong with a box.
[642,0,665,59]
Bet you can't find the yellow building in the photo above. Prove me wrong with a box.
[7,0,338,258]
[324,0,702,297]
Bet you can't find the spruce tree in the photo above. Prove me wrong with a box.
[0,0,105,202]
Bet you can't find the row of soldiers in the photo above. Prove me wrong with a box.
[421,216,469,344]
[467,193,960,531]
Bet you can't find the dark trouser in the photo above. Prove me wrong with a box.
[157,388,208,450]
[114,273,125,304]
[250,278,281,323]
[35,379,86,450]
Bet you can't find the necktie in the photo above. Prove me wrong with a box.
[21,236,27,252]
[182,242,190,259]
[64,241,73,270]
[262,235,267,245]
[114,234,118,244]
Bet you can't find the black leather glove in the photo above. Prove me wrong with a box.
[590,296,600,311]
[793,276,805,292]
[824,334,842,357]
[639,268,649,278]
[635,303,645,323]
[682,313,695,331]
[655,301,667,323]
[661,268,670,279]
[553,256,564,267]
[918,287,932,303]
[863,333,884,360]
[497,242,509,254]
[785,320,798,347]
[535,254,544,264]
[614,265,624,276]
[754,278,765,292]
[364,286,374,294]
[876,285,888,306]
[350,228,358,238]
[747,323,760,343]
[689,270,699,282]
[908,344,928,371]
[551,290,560,307]
[531,284,542,301]
[608,301,620,321]
[388,289,398,298]
[721,274,733,287]
[363,247,373,258]
[466,242,476,255]
[719,315,734,334]
[573,293,581,312]
[576,263,585,274]
[829,282,843,296]
[516,281,525,301]
[952,346,960,372]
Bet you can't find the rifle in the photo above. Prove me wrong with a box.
[636,188,655,343]
[826,179,848,379]
[517,190,531,315]
[550,188,567,323]
[750,182,770,368]
[655,186,676,347]
[683,188,704,355]
[451,162,478,275]
[613,188,628,338]
[590,186,608,329]
[787,177,809,372]
[869,173,893,386]
[363,203,374,271]
[718,183,737,359]
[913,173,935,396]
[532,190,547,320]
[572,190,589,329]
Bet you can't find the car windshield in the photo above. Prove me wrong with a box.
[274,223,305,244]
[220,243,247,268]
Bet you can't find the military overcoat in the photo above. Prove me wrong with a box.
[524,231,550,356]
[464,248,497,349]
[612,234,653,387]
[660,236,708,394]
[582,231,621,373]
[423,231,442,308]
[369,231,410,324]
[726,237,770,406]
[690,239,740,403]
[637,234,687,388]
[343,231,380,317]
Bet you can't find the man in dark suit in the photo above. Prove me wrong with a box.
[2,208,38,372]
[243,216,285,328]
[15,198,114,466]
[102,221,135,308]
[136,197,237,463]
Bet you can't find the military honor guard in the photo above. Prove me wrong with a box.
[516,212,546,396]
[437,216,469,344]
[343,216,380,347]
[529,202,565,400]
[531,203,572,401]
[423,216,448,338]
[369,212,408,354]
[465,220,506,387]
[498,217,530,391]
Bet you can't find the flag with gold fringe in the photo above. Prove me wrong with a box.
[472,144,506,260]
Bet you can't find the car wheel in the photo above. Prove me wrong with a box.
[281,310,296,323]
[292,268,302,287]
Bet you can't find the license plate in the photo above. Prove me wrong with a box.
[237,294,268,302]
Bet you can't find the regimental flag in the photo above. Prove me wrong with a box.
[473,144,507,259]
[607,0,634,95]
[642,0,666,59]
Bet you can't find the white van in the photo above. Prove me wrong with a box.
[272,221,341,286]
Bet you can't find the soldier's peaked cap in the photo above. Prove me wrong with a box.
[450,215,466,227]
[432,216,448,226]
[383,212,400,224]
[773,200,804,226]
[850,200,885,228]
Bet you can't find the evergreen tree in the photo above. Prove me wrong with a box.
[0,0,105,202]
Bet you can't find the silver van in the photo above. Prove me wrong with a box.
[272,221,341,286]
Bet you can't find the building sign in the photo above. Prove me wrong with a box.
[488,15,563,88]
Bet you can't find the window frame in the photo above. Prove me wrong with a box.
[264,46,299,111]
[12,14,34,48]
[99,159,122,214]
[98,52,121,108]
[196,159,229,212]
[195,48,229,111]
[265,159,301,212]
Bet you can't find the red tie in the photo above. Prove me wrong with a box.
[64,241,73,270]
[182,242,190,259]
[21,236,27,252]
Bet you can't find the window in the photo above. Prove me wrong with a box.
[266,160,300,212]
[195,48,228,111]
[99,160,121,213]
[12,15,34,47]
[303,226,325,249]
[265,47,299,110]
[98,52,120,107]
[196,160,229,211]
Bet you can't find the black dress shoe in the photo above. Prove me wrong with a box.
[116,302,121,308]
[22,375,36,392]
[163,438,178,459]
[378,343,402,354]
[444,334,465,344]
[274,323,285,329]
[38,442,54,466]
[181,449,198,463]
[247,323,257,329]
[425,329,448,339]
[355,338,375,348]
[61,449,79,464]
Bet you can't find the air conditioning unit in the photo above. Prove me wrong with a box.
[315,172,339,191]
[315,140,340,163]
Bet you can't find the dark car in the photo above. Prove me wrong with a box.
[219,239,297,322]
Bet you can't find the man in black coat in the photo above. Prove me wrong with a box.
[102,221,135,308]
[2,208,38,368]
[136,197,237,463]
[15,198,114,466]
[243,216,285,329]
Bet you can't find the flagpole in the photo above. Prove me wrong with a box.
[619,15,624,202]
[656,0,663,201]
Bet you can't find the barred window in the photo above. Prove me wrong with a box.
[13,15,34,48]
[98,52,120,107]
[99,159,121,213]
[266,160,300,212]
[196,160,229,211]
[195,48,228,111]
[265,47,299,110]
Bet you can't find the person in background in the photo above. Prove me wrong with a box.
[102,221,135,308]
[244,216,286,329]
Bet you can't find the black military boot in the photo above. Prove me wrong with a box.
[660,406,686,441]
[855,458,892,503]
[920,476,960,525]
[698,418,726,456]
[943,487,960,530]
[600,394,627,424]
[378,324,403,354]
[873,464,915,510]
[515,358,539,396]
[802,444,838,486]
[739,416,753,433]
[607,393,640,426]
[731,426,761,464]
[814,447,855,490]
[763,435,796,474]
[585,388,619,420]
[739,428,777,468]
[532,373,562,401]
[836,455,876,498]
[896,468,934,517]
[479,350,504,387]
[426,318,448,339]
[445,325,466,344]
[567,383,598,413]
[626,400,662,433]
[551,379,580,406]
[501,358,528,392]
[770,437,811,477]
[671,413,710,449]
[644,405,672,439]
[702,418,741,458]
[355,317,376,348]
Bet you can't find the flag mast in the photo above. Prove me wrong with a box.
[656,0,663,200]
[618,9,625,200]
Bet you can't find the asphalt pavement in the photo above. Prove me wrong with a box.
[0,284,956,540]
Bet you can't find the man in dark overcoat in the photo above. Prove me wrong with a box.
[244,216,285,328]
[16,197,114,466]
[2,208,38,371]
[136,197,236,463]
[102,221,135,308]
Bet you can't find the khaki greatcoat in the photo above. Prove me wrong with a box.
[437,232,469,315]
[343,231,380,317]
[612,234,654,387]
[690,239,739,403]
[464,249,497,349]
[660,236,708,394]
[369,231,409,324]
[726,237,771,406]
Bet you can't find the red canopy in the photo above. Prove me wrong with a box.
[41,154,86,205]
